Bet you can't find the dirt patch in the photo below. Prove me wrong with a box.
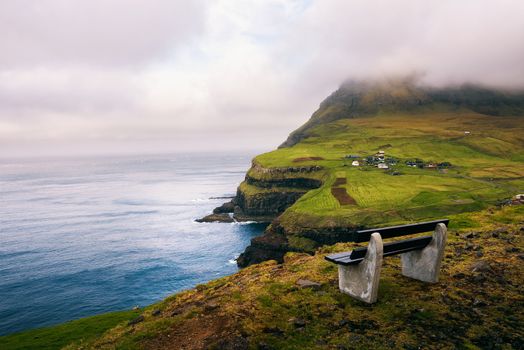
[292,156,324,162]
[333,177,347,186]
[142,314,243,350]
[331,187,356,205]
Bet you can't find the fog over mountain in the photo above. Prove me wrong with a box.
[1,0,524,157]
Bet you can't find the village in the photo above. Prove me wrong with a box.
[344,150,452,173]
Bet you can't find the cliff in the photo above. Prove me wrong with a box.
[197,162,324,224]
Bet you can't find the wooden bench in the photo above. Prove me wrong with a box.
[325,219,449,303]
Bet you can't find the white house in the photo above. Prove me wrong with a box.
[464,131,471,135]
[377,163,389,169]
[352,160,360,166]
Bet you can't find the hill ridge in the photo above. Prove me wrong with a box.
[280,80,524,148]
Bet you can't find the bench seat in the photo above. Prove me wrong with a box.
[324,220,448,303]
[325,236,433,265]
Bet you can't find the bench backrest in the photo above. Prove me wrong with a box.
[352,219,449,243]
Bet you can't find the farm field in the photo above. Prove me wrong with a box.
[252,111,524,233]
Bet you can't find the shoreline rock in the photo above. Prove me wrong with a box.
[195,213,235,223]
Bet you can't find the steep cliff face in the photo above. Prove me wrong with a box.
[234,186,306,218]
[197,161,324,224]
[236,216,361,267]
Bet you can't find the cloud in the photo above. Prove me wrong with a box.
[281,0,524,88]
[1,0,524,157]
[0,0,206,67]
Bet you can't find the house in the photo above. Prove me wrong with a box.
[426,163,437,169]
[375,150,385,159]
[352,160,360,166]
[464,131,471,135]
[378,163,389,169]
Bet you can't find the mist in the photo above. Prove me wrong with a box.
[1,0,524,158]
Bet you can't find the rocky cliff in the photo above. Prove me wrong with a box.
[197,161,323,224]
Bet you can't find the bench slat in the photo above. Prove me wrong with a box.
[325,236,432,266]
[352,219,448,242]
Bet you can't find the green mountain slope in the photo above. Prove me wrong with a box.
[280,79,524,148]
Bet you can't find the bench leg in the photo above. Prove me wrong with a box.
[338,232,383,303]
[401,223,447,283]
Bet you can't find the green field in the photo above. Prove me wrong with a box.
[250,111,523,235]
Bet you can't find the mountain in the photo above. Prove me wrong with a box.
[280,79,524,148]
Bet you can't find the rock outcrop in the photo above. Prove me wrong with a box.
[196,161,326,265]
[196,161,323,225]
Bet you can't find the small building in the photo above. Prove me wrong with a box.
[351,160,360,166]
[426,163,437,169]
[464,131,471,135]
[378,163,389,169]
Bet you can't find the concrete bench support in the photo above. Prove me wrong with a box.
[338,232,383,303]
[401,223,447,283]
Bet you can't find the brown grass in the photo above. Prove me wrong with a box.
[331,186,356,205]
[333,177,347,186]
[292,156,324,162]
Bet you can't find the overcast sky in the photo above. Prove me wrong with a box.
[1,0,524,158]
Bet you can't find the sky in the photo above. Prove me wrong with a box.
[1,0,524,158]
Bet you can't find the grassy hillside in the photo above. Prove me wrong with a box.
[254,110,523,245]
[279,80,524,148]
[5,205,521,349]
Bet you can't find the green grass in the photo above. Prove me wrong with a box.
[250,111,524,232]
[0,309,141,350]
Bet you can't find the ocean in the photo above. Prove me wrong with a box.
[0,152,266,336]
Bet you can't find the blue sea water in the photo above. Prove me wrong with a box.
[0,153,266,336]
